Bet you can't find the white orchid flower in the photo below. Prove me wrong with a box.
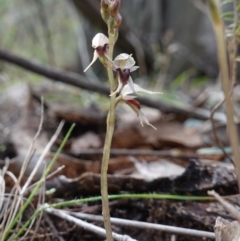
[119,83,162,130]
[84,33,110,72]
[110,53,139,96]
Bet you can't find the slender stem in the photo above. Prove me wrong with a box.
[207,0,240,190]
[101,31,116,241]
[16,193,213,239]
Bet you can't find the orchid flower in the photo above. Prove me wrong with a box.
[119,83,162,130]
[84,33,110,72]
[110,53,139,96]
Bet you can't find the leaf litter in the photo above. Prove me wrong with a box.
[0,82,239,241]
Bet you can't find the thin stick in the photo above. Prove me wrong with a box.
[208,190,240,223]
[70,212,215,239]
[209,0,240,165]
[210,98,234,163]
[207,0,240,190]
[26,165,65,193]
[44,213,65,241]
[18,97,44,183]
[71,148,198,159]
[44,205,138,241]
[21,121,64,194]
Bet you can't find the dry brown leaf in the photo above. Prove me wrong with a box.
[214,217,240,241]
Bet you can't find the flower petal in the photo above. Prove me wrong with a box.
[130,66,139,72]
[121,82,162,97]
[84,50,99,72]
[124,99,140,116]
[123,95,137,100]
[132,84,162,95]
[139,110,157,130]
[128,76,136,94]
[113,53,136,69]
[125,99,157,130]
[104,52,113,63]
[110,76,123,96]
[121,83,134,97]
[92,33,109,48]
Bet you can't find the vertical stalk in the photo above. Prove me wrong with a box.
[101,31,116,241]
[207,0,240,190]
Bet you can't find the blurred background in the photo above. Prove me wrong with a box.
[1,0,238,107]
[0,0,224,90]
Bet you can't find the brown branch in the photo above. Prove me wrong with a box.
[67,148,198,159]
[0,49,108,95]
[0,48,224,121]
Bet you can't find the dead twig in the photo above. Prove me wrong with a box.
[19,224,77,240]
[69,212,215,239]
[21,121,65,194]
[69,148,198,159]
[208,190,240,223]
[44,213,65,241]
[210,98,234,163]
[26,165,65,193]
[43,204,138,241]
[18,97,44,184]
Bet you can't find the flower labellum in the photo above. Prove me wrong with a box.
[124,99,157,130]
[119,83,162,129]
[110,53,139,96]
[84,33,110,72]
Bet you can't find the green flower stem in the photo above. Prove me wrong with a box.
[101,31,116,241]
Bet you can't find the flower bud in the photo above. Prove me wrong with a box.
[101,0,110,22]
[114,13,122,29]
[101,0,110,12]
[101,9,109,23]
[110,0,121,17]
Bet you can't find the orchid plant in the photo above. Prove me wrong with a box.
[85,40,161,129]
[84,1,161,240]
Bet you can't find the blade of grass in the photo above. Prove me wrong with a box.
[11,192,214,240]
